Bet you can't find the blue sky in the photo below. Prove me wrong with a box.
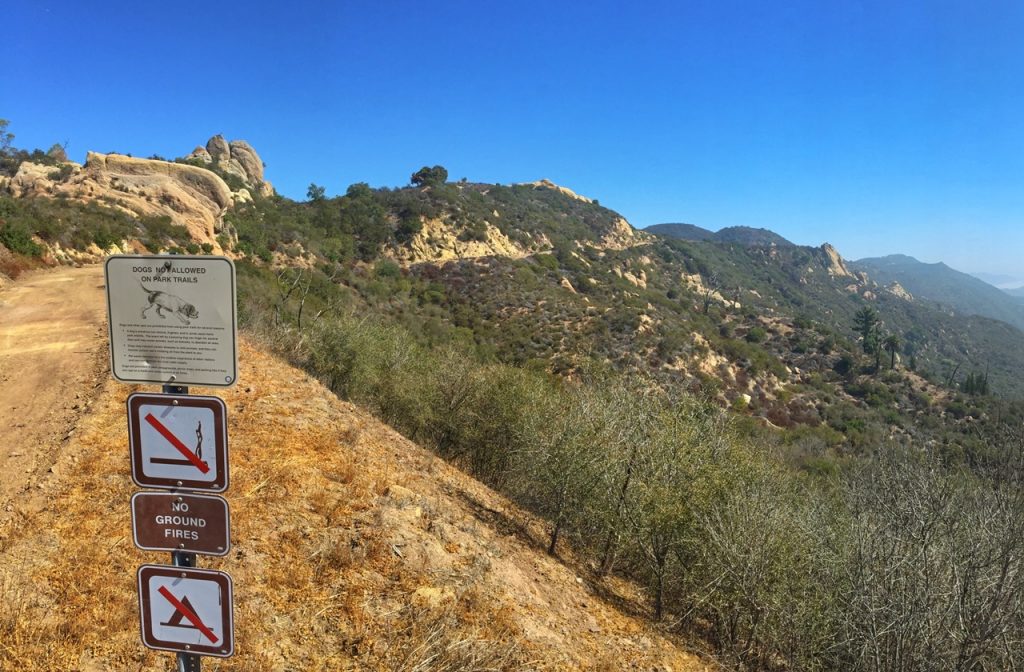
[5,1,1023,276]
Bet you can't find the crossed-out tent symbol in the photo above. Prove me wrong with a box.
[157,585,219,644]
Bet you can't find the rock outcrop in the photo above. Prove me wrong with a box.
[819,243,853,278]
[388,218,532,264]
[519,178,594,204]
[597,216,648,250]
[0,135,274,254]
[188,135,272,197]
[3,153,235,251]
[886,281,913,301]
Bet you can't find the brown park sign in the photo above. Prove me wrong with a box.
[127,393,229,492]
[138,564,235,658]
[131,492,230,556]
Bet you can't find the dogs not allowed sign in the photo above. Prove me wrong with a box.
[105,255,237,387]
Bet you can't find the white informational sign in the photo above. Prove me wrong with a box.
[105,255,238,387]
[138,565,234,658]
[128,393,229,492]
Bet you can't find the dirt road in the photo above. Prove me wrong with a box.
[0,265,107,523]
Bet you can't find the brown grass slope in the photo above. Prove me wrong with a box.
[0,337,710,671]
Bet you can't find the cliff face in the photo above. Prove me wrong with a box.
[388,217,533,264]
[819,243,853,278]
[0,136,272,254]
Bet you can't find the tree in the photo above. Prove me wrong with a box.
[46,142,67,162]
[883,333,901,369]
[337,182,388,260]
[411,165,448,188]
[594,383,663,576]
[853,306,879,354]
[962,370,989,396]
[851,309,884,370]
[306,183,326,202]
[0,119,13,155]
[624,399,737,620]
[700,272,722,315]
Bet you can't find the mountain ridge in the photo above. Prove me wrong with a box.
[646,222,795,247]
[854,253,1024,331]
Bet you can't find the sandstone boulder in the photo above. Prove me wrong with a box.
[228,140,264,182]
[886,282,913,301]
[187,146,212,163]
[206,135,231,162]
[198,135,273,196]
[9,162,60,193]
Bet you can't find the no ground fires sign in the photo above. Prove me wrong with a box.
[131,492,230,556]
[105,255,237,387]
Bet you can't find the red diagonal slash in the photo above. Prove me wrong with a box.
[144,413,210,474]
[157,585,219,644]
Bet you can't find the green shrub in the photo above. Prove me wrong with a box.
[745,326,767,343]
[0,222,43,256]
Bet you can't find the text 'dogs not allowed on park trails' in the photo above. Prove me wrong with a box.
[105,255,237,387]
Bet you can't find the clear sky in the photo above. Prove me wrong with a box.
[5,1,1023,276]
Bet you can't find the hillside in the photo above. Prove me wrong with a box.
[0,267,708,671]
[6,137,1024,437]
[7,133,1024,668]
[854,254,1024,331]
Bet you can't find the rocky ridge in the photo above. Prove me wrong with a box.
[0,135,272,254]
[518,178,594,204]
[185,135,274,198]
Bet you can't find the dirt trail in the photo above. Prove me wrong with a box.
[0,265,108,523]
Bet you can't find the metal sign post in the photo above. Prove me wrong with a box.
[105,255,239,671]
[164,383,205,672]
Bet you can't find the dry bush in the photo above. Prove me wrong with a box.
[374,589,532,672]
[0,245,41,280]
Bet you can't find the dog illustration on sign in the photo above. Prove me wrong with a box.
[140,281,199,325]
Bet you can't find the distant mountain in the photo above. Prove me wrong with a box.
[714,226,794,247]
[854,254,1024,331]
[645,223,793,247]
[644,223,716,241]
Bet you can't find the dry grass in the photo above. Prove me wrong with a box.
[0,338,711,671]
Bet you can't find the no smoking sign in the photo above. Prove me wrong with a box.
[128,393,229,492]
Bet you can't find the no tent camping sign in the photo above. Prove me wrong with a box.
[105,255,238,387]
